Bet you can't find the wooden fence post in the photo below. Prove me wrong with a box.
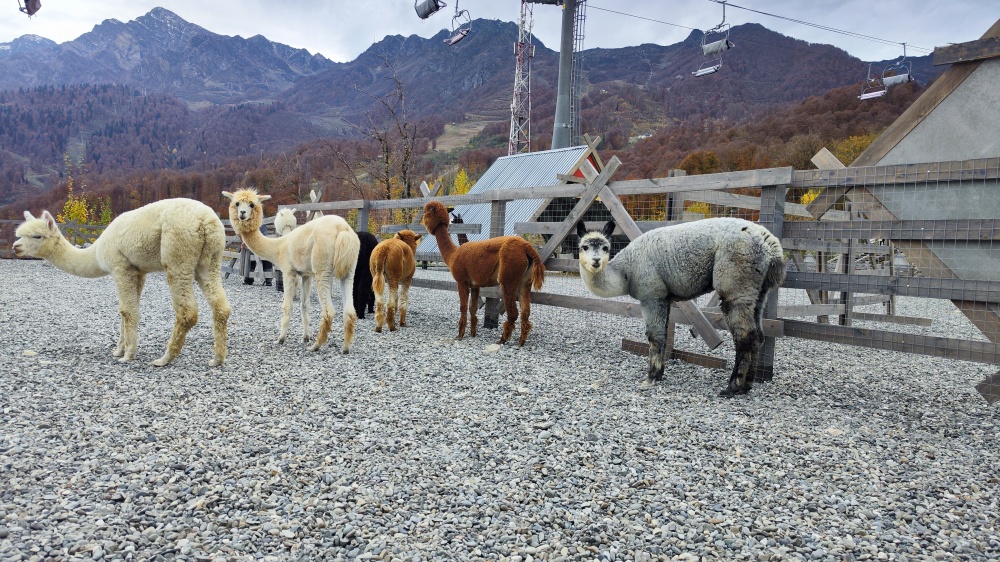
[357,200,371,233]
[756,183,787,382]
[484,199,507,329]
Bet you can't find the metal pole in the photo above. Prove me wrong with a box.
[551,0,576,149]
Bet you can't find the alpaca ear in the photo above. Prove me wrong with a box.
[576,221,588,239]
[258,195,272,202]
[289,208,296,213]
[41,210,59,232]
[414,233,422,242]
[601,221,616,238]
[222,191,234,200]
[23,210,36,221]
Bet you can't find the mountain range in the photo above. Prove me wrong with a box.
[0,8,943,205]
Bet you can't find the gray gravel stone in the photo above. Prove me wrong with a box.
[1,259,998,561]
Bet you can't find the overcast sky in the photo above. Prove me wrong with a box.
[1,1,993,62]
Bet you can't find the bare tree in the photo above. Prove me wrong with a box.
[327,54,417,202]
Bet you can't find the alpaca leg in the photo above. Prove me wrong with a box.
[469,287,480,338]
[499,283,519,345]
[374,274,386,333]
[399,276,414,327]
[113,270,143,362]
[456,283,469,340]
[720,298,760,397]
[309,275,334,352]
[517,281,533,347]
[115,272,144,358]
[299,276,314,343]
[338,271,357,354]
[196,270,231,367]
[278,272,299,344]
[154,269,199,367]
[386,277,400,332]
[640,299,670,385]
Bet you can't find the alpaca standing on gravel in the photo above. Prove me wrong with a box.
[576,219,785,396]
[422,201,545,347]
[223,189,360,353]
[12,200,231,367]
[353,232,379,320]
[370,229,422,333]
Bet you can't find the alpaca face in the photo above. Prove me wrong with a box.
[576,221,615,273]
[274,208,298,236]
[13,210,61,258]
[578,232,611,273]
[222,189,270,232]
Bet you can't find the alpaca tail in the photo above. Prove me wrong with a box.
[334,229,362,280]
[527,244,546,291]
[763,255,787,292]
[370,246,387,296]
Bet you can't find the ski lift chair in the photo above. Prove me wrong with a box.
[415,0,446,20]
[443,8,471,46]
[858,63,888,100]
[860,44,913,100]
[18,0,40,16]
[693,23,733,77]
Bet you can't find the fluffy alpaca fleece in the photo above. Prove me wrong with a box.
[422,201,545,346]
[12,199,231,366]
[223,189,360,353]
[353,232,379,319]
[577,219,785,396]
[369,229,422,333]
[274,208,298,236]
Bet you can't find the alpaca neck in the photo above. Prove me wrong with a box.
[580,262,630,298]
[44,236,106,278]
[238,227,282,263]
[431,225,458,266]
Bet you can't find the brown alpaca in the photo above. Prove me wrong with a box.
[369,230,422,333]
[422,201,545,346]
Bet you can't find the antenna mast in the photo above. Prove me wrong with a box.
[508,0,534,155]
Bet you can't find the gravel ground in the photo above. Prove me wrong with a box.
[1,258,999,562]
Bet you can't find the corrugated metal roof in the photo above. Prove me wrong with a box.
[417,146,589,255]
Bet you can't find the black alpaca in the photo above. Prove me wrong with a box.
[353,231,379,319]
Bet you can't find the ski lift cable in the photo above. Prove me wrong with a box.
[713,0,933,53]
[589,2,933,55]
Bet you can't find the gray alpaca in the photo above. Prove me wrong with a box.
[576,219,785,396]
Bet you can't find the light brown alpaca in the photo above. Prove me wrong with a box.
[12,200,231,366]
[421,201,545,346]
[223,189,360,353]
[369,230,422,333]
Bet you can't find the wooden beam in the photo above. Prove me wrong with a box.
[782,219,1000,242]
[784,271,1000,303]
[608,167,794,195]
[782,319,1000,365]
[621,339,728,370]
[974,372,1000,405]
[382,223,482,235]
[933,36,1000,66]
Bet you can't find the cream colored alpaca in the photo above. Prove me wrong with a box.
[223,189,360,353]
[274,208,298,236]
[12,199,232,366]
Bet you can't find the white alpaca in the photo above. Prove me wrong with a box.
[12,199,232,366]
[576,219,785,396]
[223,189,360,353]
[274,208,298,236]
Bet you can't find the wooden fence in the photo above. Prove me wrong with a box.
[2,157,998,401]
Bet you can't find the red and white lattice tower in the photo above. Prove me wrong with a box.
[507,0,535,155]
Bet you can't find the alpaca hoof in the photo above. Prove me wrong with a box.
[389,326,397,332]
[151,357,171,367]
[306,342,322,352]
[639,379,656,391]
[719,386,751,398]
[112,349,125,358]
[208,358,223,367]
[341,347,350,355]
[374,327,383,333]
